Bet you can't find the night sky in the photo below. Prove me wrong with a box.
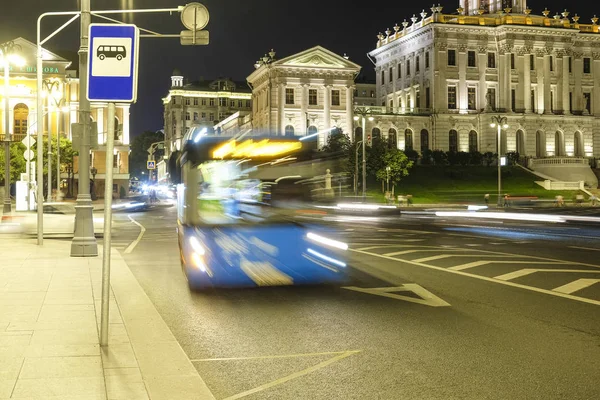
[0,0,593,138]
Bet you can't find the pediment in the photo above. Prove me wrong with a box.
[11,37,70,63]
[274,46,361,70]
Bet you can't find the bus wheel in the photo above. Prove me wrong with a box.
[99,54,105,60]
[117,54,123,61]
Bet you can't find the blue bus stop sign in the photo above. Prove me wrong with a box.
[87,24,139,103]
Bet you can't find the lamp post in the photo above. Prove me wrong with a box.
[490,115,508,207]
[353,107,374,201]
[386,165,391,193]
[354,140,362,196]
[43,79,66,201]
[1,40,24,213]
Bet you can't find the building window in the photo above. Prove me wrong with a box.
[209,112,214,121]
[550,91,554,113]
[202,98,206,106]
[185,98,190,105]
[425,52,430,69]
[209,98,215,106]
[425,87,430,109]
[309,89,317,105]
[285,88,294,104]
[398,63,402,79]
[531,89,536,112]
[193,112,198,121]
[201,112,206,119]
[584,57,591,74]
[172,97,177,105]
[113,152,119,169]
[448,49,456,66]
[487,52,496,68]
[487,88,496,111]
[389,99,394,110]
[550,56,554,72]
[246,100,251,107]
[389,67,393,82]
[584,92,591,114]
[406,59,411,75]
[416,56,420,72]
[230,100,235,107]
[511,89,516,112]
[238,100,243,107]
[568,57,572,73]
[404,129,413,151]
[185,112,190,121]
[569,92,573,113]
[530,54,535,70]
[370,90,375,98]
[284,125,294,137]
[218,112,226,120]
[420,129,429,152]
[193,98,198,106]
[219,98,227,107]
[308,125,318,136]
[388,128,397,149]
[381,70,385,85]
[447,86,457,109]
[331,90,340,106]
[467,87,476,110]
[416,91,421,109]
[468,130,478,152]
[449,130,458,152]
[13,103,28,135]
[468,51,476,67]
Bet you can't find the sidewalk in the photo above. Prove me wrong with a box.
[0,239,215,400]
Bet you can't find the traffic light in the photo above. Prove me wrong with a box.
[367,134,372,146]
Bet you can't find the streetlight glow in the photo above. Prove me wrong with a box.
[490,115,508,207]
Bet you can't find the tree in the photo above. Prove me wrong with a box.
[375,148,413,193]
[130,130,164,180]
[0,143,26,185]
[321,128,351,154]
[31,137,76,194]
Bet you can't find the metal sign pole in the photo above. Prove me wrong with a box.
[100,102,115,346]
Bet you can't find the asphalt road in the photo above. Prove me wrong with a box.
[104,205,600,400]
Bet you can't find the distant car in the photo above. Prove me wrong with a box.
[18,203,104,238]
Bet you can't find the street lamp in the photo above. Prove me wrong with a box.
[386,165,391,194]
[354,139,362,196]
[90,166,97,200]
[1,40,24,213]
[353,108,374,201]
[490,115,508,207]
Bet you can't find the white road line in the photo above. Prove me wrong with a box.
[495,268,600,281]
[553,279,600,294]
[569,246,600,252]
[190,350,360,362]
[412,254,455,263]
[465,244,481,246]
[349,249,600,307]
[124,215,146,254]
[382,250,421,256]
[449,261,491,271]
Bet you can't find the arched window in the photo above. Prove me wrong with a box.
[371,127,381,141]
[404,129,413,151]
[516,130,525,155]
[555,131,564,156]
[536,131,545,157]
[284,125,295,137]
[468,130,478,152]
[388,128,397,149]
[354,127,362,143]
[449,130,458,152]
[420,129,429,152]
[13,103,28,135]
[574,131,583,157]
[307,125,318,135]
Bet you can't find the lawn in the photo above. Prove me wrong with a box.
[365,165,582,205]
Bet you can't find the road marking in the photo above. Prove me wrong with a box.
[553,279,600,294]
[343,284,450,307]
[357,244,419,251]
[124,215,146,254]
[190,350,360,362]
[569,246,600,252]
[495,268,600,281]
[412,254,455,263]
[221,350,361,400]
[449,260,491,271]
[349,249,600,307]
[465,244,482,247]
[382,250,421,256]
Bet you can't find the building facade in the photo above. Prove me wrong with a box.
[366,1,600,170]
[354,75,377,106]
[247,46,361,147]
[0,37,131,200]
[162,74,252,161]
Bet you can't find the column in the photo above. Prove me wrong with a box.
[574,56,583,113]
[593,58,600,115]
[301,84,308,134]
[556,53,563,113]
[323,84,331,129]
[122,105,130,145]
[478,50,487,110]
[346,86,353,136]
[278,83,285,135]
[458,47,467,111]
[96,107,104,144]
[562,55,570,114]
[543,54,552,114]
[498,51,506,111]
[516,52,525,111]
[523,52,531,112]
[436,44,447,110]
[505,51,512,111]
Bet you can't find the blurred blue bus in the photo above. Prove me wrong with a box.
[174,128,349,290]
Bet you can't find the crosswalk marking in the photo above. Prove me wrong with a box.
[553,279,600,294]
[382,250,421,257]
[448,261,491,271]
[412,254,455,263]
[495,268,600,281]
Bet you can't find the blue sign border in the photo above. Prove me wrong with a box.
[87,24,139,103]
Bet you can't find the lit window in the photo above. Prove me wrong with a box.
[285,88,294,104]
[447,86,457,109]
[309,89,317,105]
[331,90,340,106]
[448,50,456,66]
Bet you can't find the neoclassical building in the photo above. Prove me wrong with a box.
[0,37,131,200]
[247,46,361,147]
[366,0,600,185]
